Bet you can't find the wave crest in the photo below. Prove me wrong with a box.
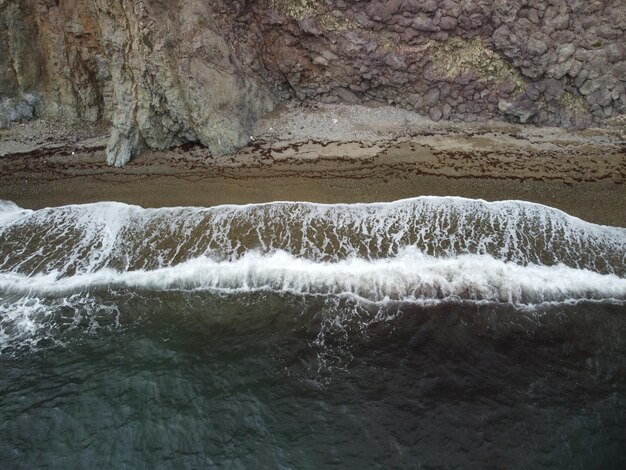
[1,249,624,305]
[1,197,624,278]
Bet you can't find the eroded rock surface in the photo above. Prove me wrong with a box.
[0,0,275,165]
[1,0,625,165]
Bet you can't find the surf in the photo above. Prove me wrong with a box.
[1,196,625,353]
[1,196,624,278]
[0,249,624,305]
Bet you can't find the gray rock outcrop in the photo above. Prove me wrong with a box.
[1,0,624,165]
[0,0,275,166]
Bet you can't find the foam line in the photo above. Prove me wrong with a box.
[1,197,625,277]
[0,200,28,223]
[1,249,624,305]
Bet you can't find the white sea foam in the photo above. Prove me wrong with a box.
[0,293,121,353]
[1,197,625,278]
[0,200,28,224]
[0,200,22,213]
[0,197,624,331]
[0,249,624,305]
[1,197,625,353]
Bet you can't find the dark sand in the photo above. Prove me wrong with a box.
[1,103,625,226]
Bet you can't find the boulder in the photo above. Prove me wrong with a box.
[498,98,538,123]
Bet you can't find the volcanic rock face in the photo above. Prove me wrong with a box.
[0,0,276,166]
[1,0,625,165]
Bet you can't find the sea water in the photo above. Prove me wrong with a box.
[0,197,624,468]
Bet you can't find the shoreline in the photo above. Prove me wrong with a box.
[1,173,623,227]
[1,104,625,227]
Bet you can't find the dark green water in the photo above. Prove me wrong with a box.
[1,198,625,468]
[2,293,625,468]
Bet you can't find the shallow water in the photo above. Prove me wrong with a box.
[1,197,625,468]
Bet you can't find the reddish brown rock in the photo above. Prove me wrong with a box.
[1,0,624,165]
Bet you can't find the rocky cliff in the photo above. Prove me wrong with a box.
[1,0,624,165]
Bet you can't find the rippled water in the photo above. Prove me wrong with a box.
[1,198,625,468]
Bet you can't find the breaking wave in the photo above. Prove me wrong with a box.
[0,249,624,305]
[1,197,625,352]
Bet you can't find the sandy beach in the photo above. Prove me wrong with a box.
[1,103,625,227]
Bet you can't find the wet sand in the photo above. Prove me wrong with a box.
[1,103,625,226]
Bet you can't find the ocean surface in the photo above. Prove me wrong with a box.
[0,197,625,468]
